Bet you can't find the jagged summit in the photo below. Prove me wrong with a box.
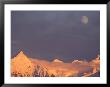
[52,59,63,63]
[96,54,100,60]
[11,53,100,77]
[16,50,25,57]
[72,60,83,63]
[14,50,29,60]
[19,51,24,55]
[11,50,35,77]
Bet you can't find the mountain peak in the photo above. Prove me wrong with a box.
[18,50,24,55]
[16,51,26,58]
[96,55,100,60]
[53,59,63,63]
[12,50,30,62]
[11,50,35,77]
[19,51,24,54]
[72,60,83,63]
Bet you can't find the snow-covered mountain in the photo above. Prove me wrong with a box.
[52,59,63,63]
[11,51,100,77]
[11,51,35,77]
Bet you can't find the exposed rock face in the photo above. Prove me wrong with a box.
[11,51,100,77]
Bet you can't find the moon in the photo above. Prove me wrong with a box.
[81,16,88,24]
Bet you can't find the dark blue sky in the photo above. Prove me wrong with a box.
[11,11,100,62]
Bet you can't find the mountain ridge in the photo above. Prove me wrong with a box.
[11,51,100,77]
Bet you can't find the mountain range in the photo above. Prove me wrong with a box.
[11,51,100,77]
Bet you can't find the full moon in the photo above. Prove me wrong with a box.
[81,16,88,24]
